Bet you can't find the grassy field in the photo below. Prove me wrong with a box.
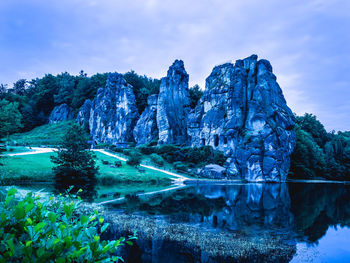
[3,146,33,154]
[0,153,55,182]
[0,151,174,185]
[6,121,74,146]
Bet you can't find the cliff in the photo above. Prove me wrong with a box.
[74,55,295,181]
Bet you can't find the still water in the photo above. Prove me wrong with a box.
[6,182,350,262]
[102,182,350,262]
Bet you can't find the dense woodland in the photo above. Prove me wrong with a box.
[0,71,349,180]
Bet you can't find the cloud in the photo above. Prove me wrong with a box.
[0,0,349,131]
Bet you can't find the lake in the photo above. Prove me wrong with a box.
[5,181,350,262]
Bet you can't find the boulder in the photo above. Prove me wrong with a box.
[48,103,73,123]
[157,60,191,144]
[200,164,227,179]
[190,55,296,182]
[88,73,139,146]
[133,94,159,145]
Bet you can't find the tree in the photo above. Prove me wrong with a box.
[13,79,27,96]
[51,124,98,189]
[189,84,203,109]
[296,113,329,147]
[0,84,7,98]
[124,71,160,114]
[0,99,23,139]
[54,72,76,105]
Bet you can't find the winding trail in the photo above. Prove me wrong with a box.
[5,147,55,156]
[4,147,191,181]
[92,149,191,181]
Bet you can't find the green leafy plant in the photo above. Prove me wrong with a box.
[0,187,137,262]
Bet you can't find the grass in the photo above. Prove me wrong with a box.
[0,151,174,185]
[0,150,175,201]
[94,151,173,184]
[6,121,74,146]
[0,153,55,182]
[3,146,33,154]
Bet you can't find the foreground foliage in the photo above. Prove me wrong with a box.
[0,188,136,262]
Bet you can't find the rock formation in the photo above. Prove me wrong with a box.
[189,55,296,181]
[157,60,191,145]
[76,99,92,130]
[76,55,295,182]
[48,103,73,123]
[86,73,139,146]
[133,94,159,145]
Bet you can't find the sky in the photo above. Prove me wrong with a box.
[0,0,349,131]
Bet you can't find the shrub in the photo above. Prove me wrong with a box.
[150,153,164,166]
[114,161,122,167]
[173,161,190,172]
[102,160,110,165]
[147,140,158,147]
[95,143,111,149]
[126,150,142,167]
[137,145,156,155]
[0,188,136,262]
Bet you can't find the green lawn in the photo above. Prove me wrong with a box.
[3,146,33,154]
[6,121,74,146]
[0,151,174,185]
[0,153,55,182]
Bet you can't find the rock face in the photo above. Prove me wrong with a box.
[76,99,92,130]
[133,94,159,145]
[189,55,296,182]
[76,56,296,182]
[157,60,191,145]
[49,103,73,123]
[88,73,139,146]
[199,164,227,179]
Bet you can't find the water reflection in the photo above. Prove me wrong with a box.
[108,182,350,245]
[289,183,350,243]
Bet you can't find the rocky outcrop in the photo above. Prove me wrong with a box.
[49,103,73,123]
[88,73,139,146]
[157,60,190,145]
[76,56,295,182]
[199,164,227,179]
[189,55,296,182]
[133,94,159,145]
[76,99,92,130]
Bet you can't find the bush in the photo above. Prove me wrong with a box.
[114,161,122,167]
[154,145,226,166]
[126,150,142,167]
[102,160,110,165]
[147,140,158,147]
[0,188,136,262]
[150,153,164,166]
[137,145,156,155]
[95,143,111,149]
[173,161,189,172]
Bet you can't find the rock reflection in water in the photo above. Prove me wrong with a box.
[103,182,350,262]
[193,183,294,233]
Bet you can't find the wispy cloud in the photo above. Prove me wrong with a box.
[0,0,349,131]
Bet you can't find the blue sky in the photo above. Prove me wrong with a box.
[0,0,349,131]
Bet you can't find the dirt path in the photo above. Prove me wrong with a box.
[93,149,191,181]
[5,147,55,156]
[4,147,191,181]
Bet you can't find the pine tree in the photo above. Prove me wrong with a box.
[51,124,98,187]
